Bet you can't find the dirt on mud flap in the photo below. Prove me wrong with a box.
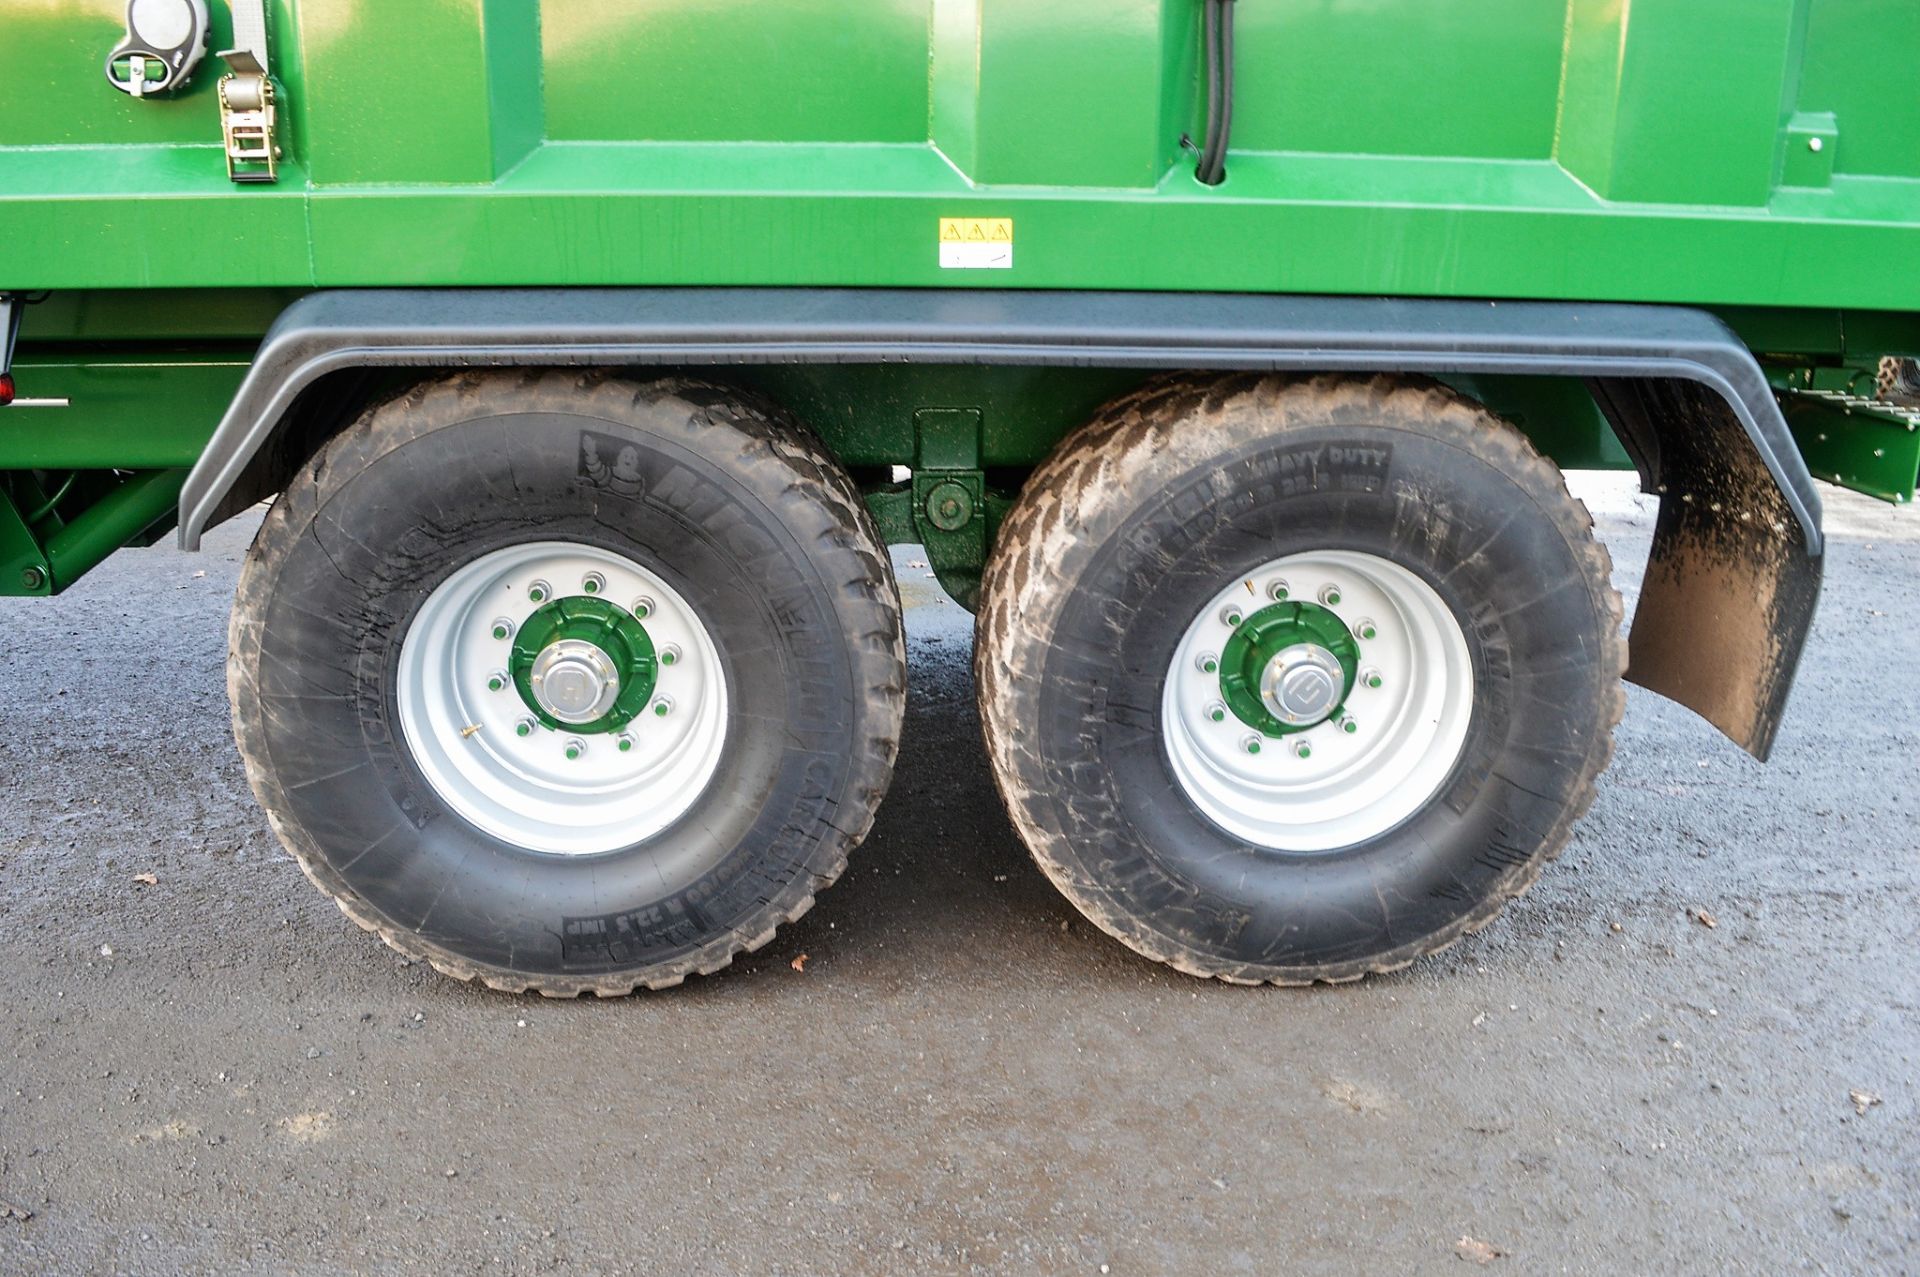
[1597,377,1823,760]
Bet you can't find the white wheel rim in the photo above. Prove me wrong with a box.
[1161,550,1473,852]
[396,541,728,856]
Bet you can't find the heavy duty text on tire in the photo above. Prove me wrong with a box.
[976,374,1626,984]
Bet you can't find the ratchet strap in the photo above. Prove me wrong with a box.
[218,0,280,183]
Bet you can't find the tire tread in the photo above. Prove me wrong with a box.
[975,373,1627,985]
[230,371,905,996]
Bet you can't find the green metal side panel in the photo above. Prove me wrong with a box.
[0,355,248,469]
[545,0,927,145]
[1231,0,1565,161]
[0,0,276,146]
[730,365,1147,470]
[1797,1,1920,181]
[1557,0,1804,206]
[0,0,1917,312]
[286,0,541,184]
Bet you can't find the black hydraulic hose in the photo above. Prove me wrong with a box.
[1200,0,1223,183]
[1197,0,1237,185]
[1217,0,1236,175]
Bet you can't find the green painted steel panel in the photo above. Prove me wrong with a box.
[1798,0,1920,181]
[1,0,1918,315]
[280,157,1918,314]
[1555,0,1803,206]
[544,0,927,144]
[1230,0,1565,161]
[933,0,1189,188]
[0,0,235,146]
[0,355,247,469]
[2,0,1914,597]
[287,0,538,183]
[730,365,1146,469]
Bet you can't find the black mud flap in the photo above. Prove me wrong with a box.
[1592,378,1823,761]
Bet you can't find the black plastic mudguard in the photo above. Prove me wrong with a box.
[180,289,1822,757]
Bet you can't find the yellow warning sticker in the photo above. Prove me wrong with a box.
[938,217,1014,270]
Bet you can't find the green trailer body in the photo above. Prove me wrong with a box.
[0,0,1915,992]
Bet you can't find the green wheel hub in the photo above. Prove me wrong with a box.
[509,596,657,734]
[1218,601,1360,736]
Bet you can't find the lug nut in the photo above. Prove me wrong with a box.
[1220,606,1244,628]
[631,596,655,620]
[1196,651,1220,674]
[563,738,587,760]
[1362,667,1384,690]
[1341,718,1359,735]
[581,572,606,596]
[652,696,674,718]
[491,617,516,642]
[1204,701,1227,723]
[1355,618,1378,641]
[616,733,635,753]
[659,643,682,667]
[514,717,536,738]
[1319,585,1342,607]
[486,669,509,693]
[527,579,552,604]
[1267,579,1290,601]
[1242,735,1263,756]
[1294,741,1313,759]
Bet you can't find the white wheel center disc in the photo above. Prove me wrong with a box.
[1161,550,1474,852]
[396,542,728,856]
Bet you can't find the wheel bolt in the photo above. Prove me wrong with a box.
[581,572,605,596]
[1319,585,1342,607]
[1294,741,1313,759]
[486,669,509,693]
[1196,651,1220,674]
[659,643,682,667]
[526,579,552,604]
[1204,701,1227,723]
[1355,618,1378,641]
[1220,606,1244,628]
[1267,579,1290,601]
[514,717,536,738]
[491,617,516,641]
[1362,667,1383,690]
[1242,735,1263,756]
[1341,718,1359,735]
[563,738,586,760]
[652,696,674,718]
[616,733,635,753]
[631,596,655,620]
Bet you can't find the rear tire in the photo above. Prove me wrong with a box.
[230,371,905,995]
[976,373,1625,983]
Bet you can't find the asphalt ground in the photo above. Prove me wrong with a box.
[0,474,1913,1274]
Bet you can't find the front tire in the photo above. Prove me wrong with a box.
[976,374,1625,983]
[230,371,905,995]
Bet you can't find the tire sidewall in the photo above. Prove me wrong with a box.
[234,380,882,982]
[997,386,1616,978]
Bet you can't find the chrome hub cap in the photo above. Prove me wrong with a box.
[1262,643,1345,726]
[530,639,621,723]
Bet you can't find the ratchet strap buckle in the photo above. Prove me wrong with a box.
[217,50,279,184]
